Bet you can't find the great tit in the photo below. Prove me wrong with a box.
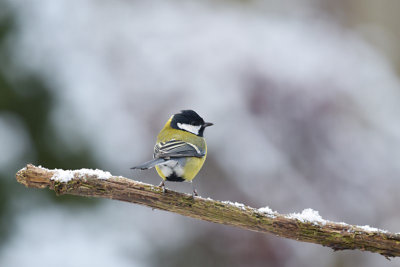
[131,110,213,196]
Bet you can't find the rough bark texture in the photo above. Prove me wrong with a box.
[16,164,400,258]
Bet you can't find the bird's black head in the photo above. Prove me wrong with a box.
[171,110,213,137]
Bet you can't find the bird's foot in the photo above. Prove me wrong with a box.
[158,180,166,194]
[192,189,198,197]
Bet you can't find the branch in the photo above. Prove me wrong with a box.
[16,164,400,258]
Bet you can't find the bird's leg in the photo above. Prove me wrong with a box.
[158,180,166,193]
[191,182,198,197]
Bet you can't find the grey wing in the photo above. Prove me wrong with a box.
[154,140,205,159]
[130,158,166,170]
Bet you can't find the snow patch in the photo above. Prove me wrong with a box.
[51,168,112,183]
[286,208,327,226]
[358,225,388,233]
[257,206,277,218]
[285,208,389,233]
[258,206,274,214]
[222,201,246,210]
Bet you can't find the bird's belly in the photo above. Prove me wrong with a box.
[158,160,185,182]
[155,157,205,182]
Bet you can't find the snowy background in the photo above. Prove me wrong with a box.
[1,0,400,266]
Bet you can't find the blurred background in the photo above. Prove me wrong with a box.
[1,0,400,266]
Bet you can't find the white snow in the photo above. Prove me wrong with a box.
[257,206,277,218]
[358,225,388,233]
[222,201,247,210]
[284,208,389,233]
[258,206,277,215]
[51,170,74,182]
[258,206,274,214]
[286,208,327,226]
[50,168,112,183]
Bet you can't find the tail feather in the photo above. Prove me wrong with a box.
[130,158,166,170]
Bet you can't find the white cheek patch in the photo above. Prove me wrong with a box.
[177,123,201,135]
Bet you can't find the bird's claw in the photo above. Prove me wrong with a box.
[192,189,198,197]
[158,180,166,194]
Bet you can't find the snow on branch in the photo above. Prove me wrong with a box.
[16,164,400,258]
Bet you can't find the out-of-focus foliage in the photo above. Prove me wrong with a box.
[0,2,13,242]
[0,0,98,248]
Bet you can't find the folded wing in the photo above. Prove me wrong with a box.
[154,140,205,159]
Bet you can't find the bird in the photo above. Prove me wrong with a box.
[131,110,213,196]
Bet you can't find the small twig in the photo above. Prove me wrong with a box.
[16,164,400,258]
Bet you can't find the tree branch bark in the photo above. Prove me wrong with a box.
[16,164,400,258]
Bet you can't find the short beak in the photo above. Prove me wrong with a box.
[203,122,214,127]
